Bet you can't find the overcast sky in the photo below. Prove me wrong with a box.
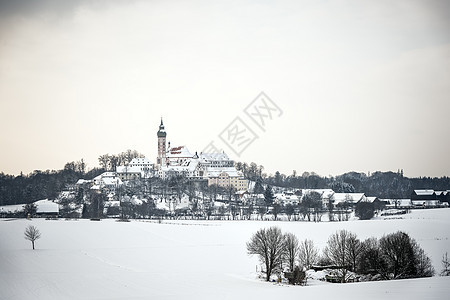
[0,0,449,178]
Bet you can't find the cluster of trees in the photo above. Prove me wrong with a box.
[263,188,359,223]
[69,180,308,222]
[247,227,318,283]
[86,181,354,222]
[98,150,145,172]
[2,154,449,212]
[2,170,372,222]
[63,174,241,220]
[0,167,93,207]
[237,162,450,200]
[68,150,147,219]
[247,227,435,284]
[235,162,264,181]
[0,150,143,207]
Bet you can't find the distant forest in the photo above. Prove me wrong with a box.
[236,162,450,199]
[0,150,144,206]
[0,163,103,206]
[1,154,449,206]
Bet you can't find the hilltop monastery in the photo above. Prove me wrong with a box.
[114,119,247,191]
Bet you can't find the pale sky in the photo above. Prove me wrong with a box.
[0,0,449,178]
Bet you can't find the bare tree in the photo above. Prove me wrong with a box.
[124,149,142,164]
[208,184,218,203]
[441,252,450,276]
[327,198,335,221]
[323,229,354,282]
[109,156,119,172]
[75,159,87,175]
[284,232,299,271]
[379,231,434,279]
[414,244,435,277]
[379,231,415,279]
[358,237,384,275]
[217,206,226,220]
[229,203,239,220]
[258,165,264,178]
[257,206,266,220]
[247,227,286,281]
[285,204,295,221]
[346,233,362,272]
[170,174,187,205]
[89,191,106,219]
[272,203,281,221]
[98,154,111,171]
[298,239,319,269]
[300,191,321,222]
[24,225,41,250]
[241,204,251,220]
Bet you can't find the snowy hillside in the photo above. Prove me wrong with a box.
[1,209,450,299]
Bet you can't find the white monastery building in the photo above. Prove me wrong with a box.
[85,119,247,191]
[116,157,154,181]
[154,119,247,191]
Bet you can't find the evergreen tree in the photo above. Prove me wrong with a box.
[253,178,264,194]
[264,185,275,206]
[355,202,375,220]
[24,202,37,217]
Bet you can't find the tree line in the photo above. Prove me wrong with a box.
[67,182,362,222]
[247,227,435,284]
[236,162,450,199]
[0,150,145,207]
[0,166,87,206]
[98,150,145,171]
[1,155,449,207]
[0,162,104,207]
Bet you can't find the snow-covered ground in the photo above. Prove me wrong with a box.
[1,209,449,300]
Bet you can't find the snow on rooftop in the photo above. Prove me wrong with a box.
[116,165,152,175]
[94,172,117,181]
[0,204,25,213]
[385,199,413,207]
[161,165,187,172]
[302,189,335,198]
[235,190,248,195]
[275,193,300,201]
[182,159,199,172]
[101,177,123,186]
[206,167,242,178]
[332,193,366,203]
[366,196,378,202]
[166,145,192,158]
[34,199,59,214]
[414,189,435,195]
[0,200,59,214]
[129,157,152,166]
[200,152,230,161]
[76,179,91,185]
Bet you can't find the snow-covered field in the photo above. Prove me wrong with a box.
[1,209,450,300]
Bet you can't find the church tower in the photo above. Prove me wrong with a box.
[157,118,167,168]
